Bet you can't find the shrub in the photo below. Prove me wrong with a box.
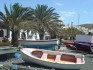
[0,41,11,46]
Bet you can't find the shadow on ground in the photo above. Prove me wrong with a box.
[13,62,80,70]
[85,53,93,58]
[0,54,14,61]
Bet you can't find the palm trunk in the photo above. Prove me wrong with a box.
[39,33,44,40]
[6,28,9,38]
[11,29,18,47]
[39,29,45,40]
[27,30,29,39]
[50,31,56,39]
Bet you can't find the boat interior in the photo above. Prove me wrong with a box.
[32,50,43,58]
[31,50,82,64]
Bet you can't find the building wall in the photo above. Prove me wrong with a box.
[0,29,7,41]
[8,29,50,41]
[0,29,51,41]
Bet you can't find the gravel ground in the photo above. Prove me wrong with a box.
[0,47,93,70]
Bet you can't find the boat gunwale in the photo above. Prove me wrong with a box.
[21,48,85,64]
[18,39,58,42]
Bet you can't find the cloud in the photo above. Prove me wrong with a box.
[59,11,78,23]
[61,11,77,18]
[55,2,63,6]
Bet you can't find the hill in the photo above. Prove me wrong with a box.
[80,24,93,29]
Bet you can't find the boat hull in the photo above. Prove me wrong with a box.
[18,39,59,50]
[21,48,85,69]
[74,35,93,52]
[74,41,92,52]
[0,47,17,55]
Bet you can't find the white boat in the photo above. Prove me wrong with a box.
[0,47,17,55]
[18,39,59,50]
[20,48,85,69]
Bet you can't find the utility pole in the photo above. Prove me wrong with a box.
[78,14,80,26]
[71,22,73,27]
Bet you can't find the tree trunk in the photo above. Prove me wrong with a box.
[39,33,44,40]
[11,29,18,47]
[6,28,10,38]
[50,31,56,39]
[39,29,44,40]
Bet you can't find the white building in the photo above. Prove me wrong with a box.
[0,29,51,41]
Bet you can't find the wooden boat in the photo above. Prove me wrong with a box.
[20,48,85,69]
[18,39,59,50]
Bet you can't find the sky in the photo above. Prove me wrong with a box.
[0,0,93,26]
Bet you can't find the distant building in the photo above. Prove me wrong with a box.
[63,25,89,34]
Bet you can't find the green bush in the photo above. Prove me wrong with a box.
[0,41,11,46]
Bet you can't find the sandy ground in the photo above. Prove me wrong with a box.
[59,46,93,70]
[0,46,93,70]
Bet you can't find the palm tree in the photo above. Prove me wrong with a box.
[47,22,64,39]
[66,27,85,40]
[32,4,62,40]
[0,10,10,38]
[0,3,33,46]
